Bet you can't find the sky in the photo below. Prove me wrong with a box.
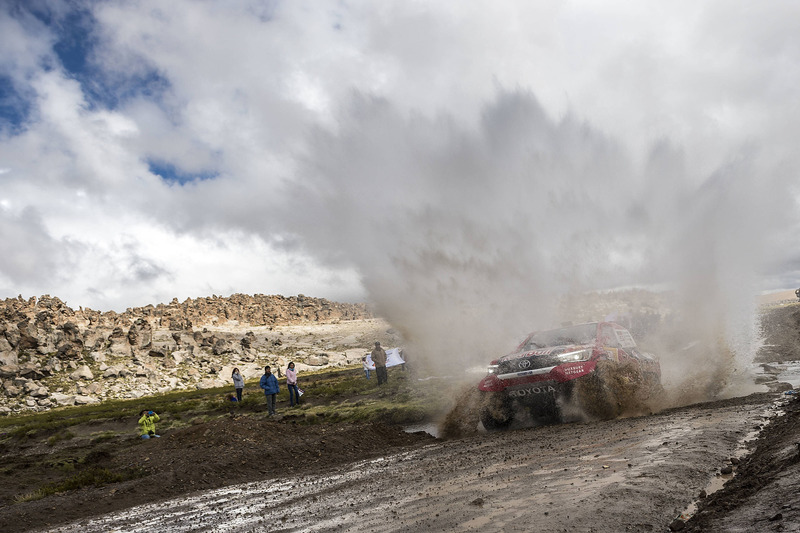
[1,0,800,367]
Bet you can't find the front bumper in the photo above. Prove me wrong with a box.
[478,360,596,392]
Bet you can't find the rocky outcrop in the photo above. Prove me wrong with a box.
[0,294,372,414]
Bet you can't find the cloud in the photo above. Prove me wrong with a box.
[0,205,79,285]
[0,0,797,365]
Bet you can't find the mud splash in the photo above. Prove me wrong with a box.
[438,385,483,439]
[438,360,665,436]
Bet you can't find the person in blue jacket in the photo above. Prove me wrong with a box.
[259,365,280,416]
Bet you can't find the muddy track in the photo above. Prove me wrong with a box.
[40,392,778,533]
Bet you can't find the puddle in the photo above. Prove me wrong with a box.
[674,398,786,524]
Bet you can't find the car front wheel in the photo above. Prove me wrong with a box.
[480,392,513,430]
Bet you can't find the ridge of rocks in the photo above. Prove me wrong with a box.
[0,294,373,414]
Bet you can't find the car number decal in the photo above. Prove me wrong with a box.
[614,328,637,348]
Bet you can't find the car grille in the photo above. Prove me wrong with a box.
[499,355,561,374]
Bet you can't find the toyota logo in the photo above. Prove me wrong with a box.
[518,359,532,369]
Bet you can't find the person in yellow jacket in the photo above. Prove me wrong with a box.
[138,410,161,439]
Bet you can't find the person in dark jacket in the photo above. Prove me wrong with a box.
[371,341,388,385]
[259,366,280,416]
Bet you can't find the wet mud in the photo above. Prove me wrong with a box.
[41,393,779,532]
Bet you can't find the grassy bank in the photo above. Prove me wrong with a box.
[0,365,445,441]
[0,365,452,505]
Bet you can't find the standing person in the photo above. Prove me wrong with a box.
[138,410,160,439]
[231,368,245,403]
[286,361,300,407]
[362,356,371,380]
[259,366,279,416]
[371,341,388,385]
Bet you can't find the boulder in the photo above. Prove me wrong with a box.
[306,354,330,366]
[0,350,16,366]
[3,326,20,348]
[73,395,99,405]
[30,387,49,398]
[15,320,40,350]
[2,384,21,397]
[109,343,131,357]
[196,379,222,389]
[128,318,153,349]
[56,343,80,360]
[18,363,45,380]
[0,365,19,378]
[69,365,94,381]
[213,338,235,355]
[51,393,76,406]
[0,336,12,353]
[84,382,102,394]
[108,327,127,343]
[59,321,81,340]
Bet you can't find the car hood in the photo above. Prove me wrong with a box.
[498,343,591,363]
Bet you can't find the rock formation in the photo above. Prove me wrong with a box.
[0,294,372,414]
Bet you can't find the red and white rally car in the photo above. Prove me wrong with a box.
[477,321,661,429]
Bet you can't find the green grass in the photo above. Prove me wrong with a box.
[0,386,228,439]
[89,431,117,444]
[46,430,75,446]
[3,365,453,505]
[0,366,452,443]
[13,467,146,503]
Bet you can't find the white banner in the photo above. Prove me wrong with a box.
[364,348,405,369]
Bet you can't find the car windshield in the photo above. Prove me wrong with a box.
[522,323,598,350]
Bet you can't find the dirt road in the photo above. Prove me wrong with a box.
[43,393,779,533]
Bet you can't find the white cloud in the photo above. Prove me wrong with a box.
[0,0,797,367]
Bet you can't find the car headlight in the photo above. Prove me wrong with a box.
[487,364,500,374]
[556,349,590,362]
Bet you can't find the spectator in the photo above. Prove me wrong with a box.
[286,361,300,407]
[138,410,160,439]
[231,368,245,403]
[371,341,388,385]
[259,366,280,416]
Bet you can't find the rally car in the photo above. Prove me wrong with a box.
[477,322,661,429]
